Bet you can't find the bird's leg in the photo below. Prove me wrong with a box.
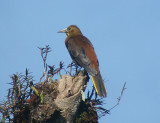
[76,65,83,75]
[73,64,81,77]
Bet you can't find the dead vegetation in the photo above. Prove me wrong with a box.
[0,45,126,123]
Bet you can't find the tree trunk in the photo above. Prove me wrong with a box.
[13,71,98,123]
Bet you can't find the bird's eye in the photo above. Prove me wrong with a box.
[68,28,71,31]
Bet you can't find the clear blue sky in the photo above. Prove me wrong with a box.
[0,0,160,123]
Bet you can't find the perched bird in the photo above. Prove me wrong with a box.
[58,25,107,97]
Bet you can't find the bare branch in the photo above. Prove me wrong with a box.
[109,82,126,111]
[38,45,51,82]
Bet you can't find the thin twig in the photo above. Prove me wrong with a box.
[38,45,51,82]
[109,82,126,111]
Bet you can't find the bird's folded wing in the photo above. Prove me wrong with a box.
[67,38,97,76]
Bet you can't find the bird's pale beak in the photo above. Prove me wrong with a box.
[58,28,68,33]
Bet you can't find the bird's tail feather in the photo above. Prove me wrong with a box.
[91,73,107,97]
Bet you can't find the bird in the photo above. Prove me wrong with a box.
[58,25,107,97]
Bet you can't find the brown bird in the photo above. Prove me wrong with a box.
[58,25,107,97]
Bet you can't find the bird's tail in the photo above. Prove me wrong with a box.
[91,72,107,97]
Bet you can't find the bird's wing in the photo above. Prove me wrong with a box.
[66,36,97,76]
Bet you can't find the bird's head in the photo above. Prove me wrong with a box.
[58,25,82,37]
